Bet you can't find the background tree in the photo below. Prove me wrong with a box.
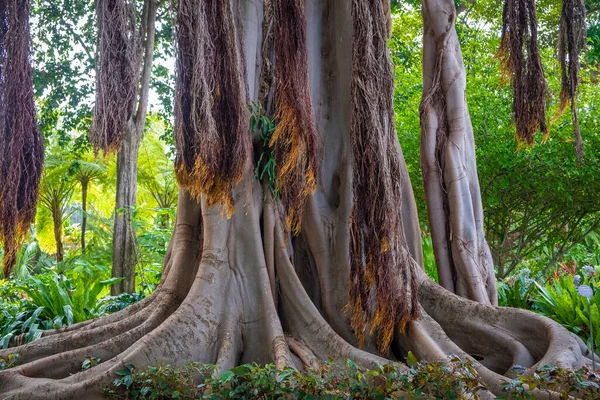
[0,0,45,275]
[38,157,76,262]
[138,128,177,230]
[0,0,598,399]
[70,158,107,252]
[90,0,160,295]
[393,0,600,280]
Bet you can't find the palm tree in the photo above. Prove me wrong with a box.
[70,159,107,252]
[39,163,75,262]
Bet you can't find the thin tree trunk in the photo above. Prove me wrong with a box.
[112,123,142,295]
[52,203,64,262]
[111,0,157,294]
[81,178,88,252]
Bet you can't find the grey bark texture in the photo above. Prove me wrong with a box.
[111,0,158,295]
[420,0,497,305]
[0,1,594,399]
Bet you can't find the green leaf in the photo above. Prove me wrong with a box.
[406,351,418,368]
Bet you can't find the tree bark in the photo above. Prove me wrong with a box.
[420,0,497,305]
[111,123,142,295]
[111,0,157,295]
[52,203,64,263]
[0,1,594,398]
[81,178,88,252]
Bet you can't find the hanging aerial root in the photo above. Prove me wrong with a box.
[497,0,548,145]
[274,223,397,370]
[557,0,586,162]
[0,0,44,276]
[270,0,318,235]
[90,0,140,154]
[348,0,420,352]
[174,0,250,217]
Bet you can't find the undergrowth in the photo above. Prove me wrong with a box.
[102,355,599,399]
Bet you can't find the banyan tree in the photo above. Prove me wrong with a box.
[0,0,598,399]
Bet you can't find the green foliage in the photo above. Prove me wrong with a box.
[250,102,278,198]
[497,269,537,309]
[0,279,47,348]
[103,357,600,400]
[499,365,599,399]
[96,293,145,315]
[82,356,102,371]
[104,356,487,400]
[19,268,122,325]
[104,363,210,400]
[4,239,53,281]
[533,267,600,349]
[421,234,438,283]
[0,305,46,349]
[0,354,21,371]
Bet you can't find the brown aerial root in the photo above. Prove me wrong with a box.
[0,0,45,277]
[349,0,420,353]
[173,0,250,217]
[497,0,548,145]
[90,0,141,154]
[556,0,587,162]
[270,0,318,236]
[274,221,397,370]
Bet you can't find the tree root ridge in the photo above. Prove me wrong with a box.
[0,201,594,400]
[1,2,594,397]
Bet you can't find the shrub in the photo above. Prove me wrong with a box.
[533,266,599,349]
[19,269,122,325]
[0,353,20,371]
[0,266,124,348]
[497,268,537,309]
[499,365,599,400]
[97,293,145,314]
[102,357,600,399]
[0,279,47,348]
[103,356,484,399]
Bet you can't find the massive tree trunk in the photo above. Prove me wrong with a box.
[420,0,497,305]
[111,0,158,295]
[0,1,595,398]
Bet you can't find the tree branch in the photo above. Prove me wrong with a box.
[456,0,474,15]
[60,18,93,63]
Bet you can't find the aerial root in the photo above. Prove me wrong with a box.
[213,313,243,374]
[420,278,582,370]
[285,334,320,371]
[273,222,397,370]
